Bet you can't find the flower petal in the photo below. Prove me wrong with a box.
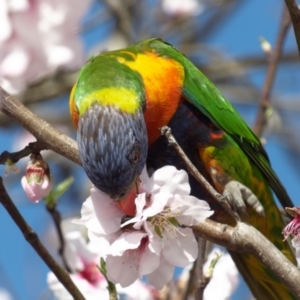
[174,195,214,226]
[146,256,175,290]
[21,176,52,203]
[90,187,124,235]
[106,254,139,287]
[88,231,120,257]
[117,279,156,300]
[64,231,99,273]
[144,222,162,255]
[139,242,160,276]
[162,227,198,267]
[110,231,147,256]
[139,166,154,193]
[74,197,110,235]
[144,193,169,218]
[152,166,190,195]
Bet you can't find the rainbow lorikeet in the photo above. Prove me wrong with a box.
[70,38,296,299]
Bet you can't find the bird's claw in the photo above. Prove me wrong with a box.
[223,180,265,217]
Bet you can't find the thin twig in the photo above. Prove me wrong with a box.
[253,6,291,136]
[197,0,243,41]
[102,0,132,42]
[285,0,300,56]
[161,126,240,222]
[0,178,85,300]
[195,238,207,300]
[46,205,71,272]
[0,87,81,165]
[0,142,43,165]
[182,260,196,300]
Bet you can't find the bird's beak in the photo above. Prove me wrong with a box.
[117,185,137,216]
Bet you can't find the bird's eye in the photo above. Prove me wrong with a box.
[132,150,139,164]
[130,143,140,165]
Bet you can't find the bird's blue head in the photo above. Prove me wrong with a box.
[77,104,148,200]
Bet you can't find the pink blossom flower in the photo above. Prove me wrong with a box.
[48,231,155,300]
[75,166,214,290]
[282,207,300,240]
[47,231,108,300]
[0,0,92,94]
[21,153,52,203]
[282,207,300,267]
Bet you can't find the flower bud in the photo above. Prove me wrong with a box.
[21,153,52,203]
[4,159,20,176]
[259,36,272,54]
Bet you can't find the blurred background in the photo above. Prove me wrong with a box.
[0,0,299,299]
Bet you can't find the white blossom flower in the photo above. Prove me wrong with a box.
[75,166,214,290]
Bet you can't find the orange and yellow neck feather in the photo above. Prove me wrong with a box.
[122,52,184,144]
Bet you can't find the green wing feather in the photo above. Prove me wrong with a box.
[183,72,293,207]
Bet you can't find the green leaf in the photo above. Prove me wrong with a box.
[99,257,107,274]
[44,176,74,208]
[53,176,74,200]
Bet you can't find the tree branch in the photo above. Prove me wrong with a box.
[46,205,71,272]
[102,0,132,42]
[0,142,43,165]
[285,0,300,56]
[192,219,300,298]
[0,177,85,300]
[0,87,81,166]
[253,6,291,136]
[194,238,207,300]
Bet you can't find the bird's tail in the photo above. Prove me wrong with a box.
[229,183,296,300]
[229,249,296,300]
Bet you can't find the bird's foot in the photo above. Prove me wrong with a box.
[222,180,265,218]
